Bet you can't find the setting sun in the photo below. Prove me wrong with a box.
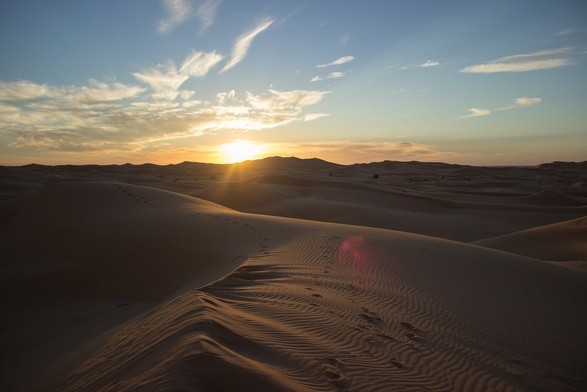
[220,140,263,163]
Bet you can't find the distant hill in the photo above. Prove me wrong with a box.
[3,157,586,171]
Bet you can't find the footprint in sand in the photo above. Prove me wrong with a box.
[319,358,350,391]
[389,358,408,369]
[364,333,396,347]
[359,307,384,329]
[400,321,427,350]
[309,292,323,307]
[399,321,419,331]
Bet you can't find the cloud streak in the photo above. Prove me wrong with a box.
[196,0,222,33]
[460,107,491,119]
[0,81,52,100]
[460,48,573,73]
[303,113,329,122]
[316,55,354,68]
[555,26,583,36]
[310,71,346,82]
[419,59,440,67]
[220,19,274,73]
[157,0,193,34]
[196,89,329,132]
[514,97,542,107]
[133,51,223,97]
[460,97,541,119]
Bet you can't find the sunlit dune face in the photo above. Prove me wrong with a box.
[220,140,262,163]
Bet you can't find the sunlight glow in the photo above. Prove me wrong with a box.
[220,140,263,163]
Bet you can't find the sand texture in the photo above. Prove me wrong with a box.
[1,158,586,391]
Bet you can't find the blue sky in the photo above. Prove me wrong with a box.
[1,0,586,165]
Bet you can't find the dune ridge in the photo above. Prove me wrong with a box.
[476,216,587,267]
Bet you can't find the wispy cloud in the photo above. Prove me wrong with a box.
[310,71,346,82]
[157,0,193,34]
[460,108,491,119]
[0,80,145,103]
[220,19,274,73]
[555,26,583,36]
[514,97,542,107]
[328,71,345,79]
[133,51,223,96]
[419,59,440,67]
[316,55,354,68]
[460,48,573,73]
[246,89,328,112]
[67,80,146,102]
[196,0,222,32]
[397,59,441,70]
[180,50,224,76]
[133,64,188,97]
[460,97,541,119]
[189,89,329,132]
[339,32,351,45]
[304,113,329,122]
[0,81,52,100]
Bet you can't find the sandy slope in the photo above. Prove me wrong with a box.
[3,158,585,242]
[475,217,587,269]
[1,181,586,391]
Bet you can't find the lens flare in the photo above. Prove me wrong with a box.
[338,236,367,265]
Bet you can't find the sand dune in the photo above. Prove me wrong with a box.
[1,159,586,391]
[476,216,587,267]
[2,158,585,241]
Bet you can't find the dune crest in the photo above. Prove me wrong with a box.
[476,216,587,267]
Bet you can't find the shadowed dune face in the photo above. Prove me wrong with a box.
[0,160,586,391]
[0,182,258,300]
[0,182,294,390]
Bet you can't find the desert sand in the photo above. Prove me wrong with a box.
[1,158,586,391]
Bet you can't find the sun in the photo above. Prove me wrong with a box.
[220,140,262,163]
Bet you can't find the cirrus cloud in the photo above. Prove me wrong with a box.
[419,59,440,67]
[316,55,354,68]
[459,97,541,119]
[220,19,274,73]
[303,113,330,122]
[460,107,491,119]
[157,0,193,34]
[514,97,542,107]
[157,0,222,34]
[0,81,53,101]
[460,48,573,73]
[310,71,346,82]
[196,0,222,33]
[133,50,223,98]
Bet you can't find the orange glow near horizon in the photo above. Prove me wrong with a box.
[219,140,264,163]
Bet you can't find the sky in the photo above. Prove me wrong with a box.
[0,0,586,166]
